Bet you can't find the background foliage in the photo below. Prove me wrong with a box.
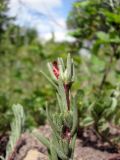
[0,0,120,147]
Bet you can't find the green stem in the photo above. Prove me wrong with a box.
[64,84,71,111]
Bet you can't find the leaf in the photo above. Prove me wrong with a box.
[72,63,75,82]
[47,62,57,81]
[56,148,68,160]
[70,133,77,159]
[67,53,72,81]
[50,140,58,160]
[6,104,25,159]
[32,130,50,149]
[81,116,94,127]
[104,11,120,24]
[71,98,78,136]
[96,31,110,42]
[111,98,117,112]
[58,58,64,79]
[56,93,64,113]
[74,0,90,8]
[62,139,69,156]
[40,70,58,90]
[57,80,67,111]
[59,57,65,70]
[46,106,60,138]
[52,132,63,152]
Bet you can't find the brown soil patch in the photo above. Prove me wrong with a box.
[1,125,120,160]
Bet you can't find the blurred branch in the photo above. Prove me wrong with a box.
[99,45,117,91]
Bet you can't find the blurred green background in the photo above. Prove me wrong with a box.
[0,0,120,133]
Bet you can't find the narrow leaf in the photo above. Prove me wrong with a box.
[71,98,78,136]
[32,130,50,149]
[40,70,57,89]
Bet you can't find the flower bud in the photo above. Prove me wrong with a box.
[52,61,60,79]
[48,54,75,86]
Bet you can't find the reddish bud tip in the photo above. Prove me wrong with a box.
[52,61,59,79]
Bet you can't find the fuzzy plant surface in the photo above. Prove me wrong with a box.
[0,104,25,160]
[33,54,78,160]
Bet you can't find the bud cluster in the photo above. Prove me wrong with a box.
[47,54,75,86]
